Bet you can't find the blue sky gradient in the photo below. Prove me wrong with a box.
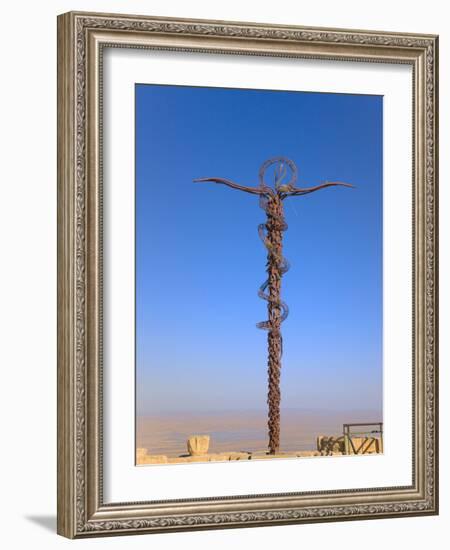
[135,84,383,416]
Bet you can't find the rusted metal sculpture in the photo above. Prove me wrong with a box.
[194,157,353,454]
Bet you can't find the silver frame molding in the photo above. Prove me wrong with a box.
[57,11,439,538]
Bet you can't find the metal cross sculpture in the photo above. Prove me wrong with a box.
[194,157,353,455]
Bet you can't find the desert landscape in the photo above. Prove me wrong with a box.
[136,409,382,465]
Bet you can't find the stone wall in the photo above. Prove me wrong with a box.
[136,433,383,465]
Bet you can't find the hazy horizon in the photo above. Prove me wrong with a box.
[137,408,382,457]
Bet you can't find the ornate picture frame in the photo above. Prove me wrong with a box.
[57,11,438,538]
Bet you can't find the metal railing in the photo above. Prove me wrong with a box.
[343,422,383,455]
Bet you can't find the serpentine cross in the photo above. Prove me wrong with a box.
[194,157,353,454]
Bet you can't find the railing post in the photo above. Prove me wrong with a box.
[344,424,350,455]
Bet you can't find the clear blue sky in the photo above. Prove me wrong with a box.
[135,84,383,416]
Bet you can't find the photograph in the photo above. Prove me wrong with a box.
[56,10,438,537]
[135,84,384,465]
[1,0,444,546]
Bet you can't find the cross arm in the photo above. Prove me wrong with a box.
[193,177,265,195]
[283,181,354,198]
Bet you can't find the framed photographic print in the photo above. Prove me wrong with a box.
[57,11,439,538]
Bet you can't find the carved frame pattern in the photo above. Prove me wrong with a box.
[57,11,438,538]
